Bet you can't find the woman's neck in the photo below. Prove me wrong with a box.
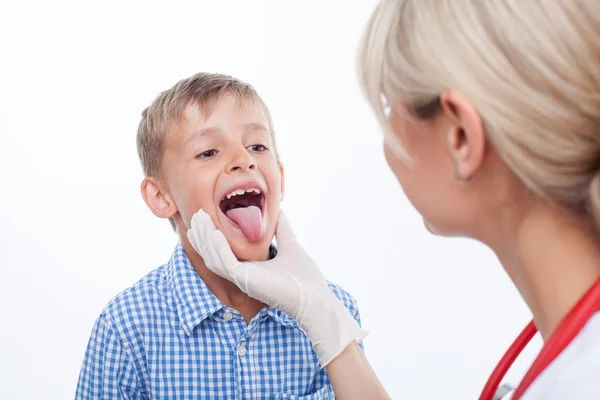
[490,203,600,340]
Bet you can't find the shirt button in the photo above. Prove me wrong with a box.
[237,344,247,357]
[223,312,233,321]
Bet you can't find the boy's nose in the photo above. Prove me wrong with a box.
[226,147,256,173]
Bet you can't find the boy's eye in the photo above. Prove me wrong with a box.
[248,144,268,152]
[196,149,218,159]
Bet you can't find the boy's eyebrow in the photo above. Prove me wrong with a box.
[184,127,220,145]
[184,123,269,145]
[242,122,269,133]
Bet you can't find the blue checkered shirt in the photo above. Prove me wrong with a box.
[75,242,362,399]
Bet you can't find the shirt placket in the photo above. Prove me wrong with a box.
[239,310,271,400]
[214,307,268,400]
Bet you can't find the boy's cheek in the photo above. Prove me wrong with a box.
[185,192,219,226]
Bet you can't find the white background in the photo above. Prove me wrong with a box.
[0,1,542,398]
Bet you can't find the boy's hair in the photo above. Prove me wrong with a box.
[136,72,278,230]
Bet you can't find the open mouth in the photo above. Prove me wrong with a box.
[219,187,266,241]
[219,188,265,215]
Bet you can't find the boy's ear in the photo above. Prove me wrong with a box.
[279,162,285,201]
[141,177,178,219]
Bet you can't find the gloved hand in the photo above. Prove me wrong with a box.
[187,209,368,367]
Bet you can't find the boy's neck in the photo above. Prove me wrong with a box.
[181,236,265,324]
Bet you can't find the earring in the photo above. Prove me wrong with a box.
[454,166,473,184]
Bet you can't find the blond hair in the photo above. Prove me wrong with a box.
[137,72,277,229]
[359,0,600,228]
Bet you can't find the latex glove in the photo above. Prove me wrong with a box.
[187,209,368,367]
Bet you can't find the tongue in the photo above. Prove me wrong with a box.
[226,206,263,241]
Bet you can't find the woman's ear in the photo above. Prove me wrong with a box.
[141,177,178,219]
[440,89,486,182]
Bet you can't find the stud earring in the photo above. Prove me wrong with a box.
[454,166,473,184]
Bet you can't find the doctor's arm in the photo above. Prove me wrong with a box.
[187,210,391,400]
[327,342,391,400]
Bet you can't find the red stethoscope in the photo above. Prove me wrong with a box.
[480,276,600,400]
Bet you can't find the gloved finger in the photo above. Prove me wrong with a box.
[274,210,298,251]
[189,209,215,249]
[195,210,226,271]
[211,230,240,271]
[201,233,226,277]
[201,210,218,251]
[215,256,270,301]
[186,228,204,257]
[188,210,221,269]
[205,229,245,285]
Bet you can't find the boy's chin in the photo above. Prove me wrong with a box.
[228,236,273,262]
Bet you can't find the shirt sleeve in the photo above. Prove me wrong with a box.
[327,283,365,351]
[349,299,365,352]
[75,314,142,400]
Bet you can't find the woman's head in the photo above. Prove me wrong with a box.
[359,0,600,238]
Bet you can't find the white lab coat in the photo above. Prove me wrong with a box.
[499,312,600,399]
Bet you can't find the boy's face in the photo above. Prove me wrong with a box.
[162,94,283,261]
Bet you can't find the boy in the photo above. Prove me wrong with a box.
[75,72,363,399]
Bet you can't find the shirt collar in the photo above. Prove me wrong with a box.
[266,307,301,329]
[167,242,300,335]
[167,242,225,335]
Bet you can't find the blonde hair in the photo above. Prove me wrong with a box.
[137,72,277,229]
[359,0,600,228]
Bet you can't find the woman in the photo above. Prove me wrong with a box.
[188,0,600,398]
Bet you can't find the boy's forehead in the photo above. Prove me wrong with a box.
[183,97,269,134]
[165,96,271,147]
